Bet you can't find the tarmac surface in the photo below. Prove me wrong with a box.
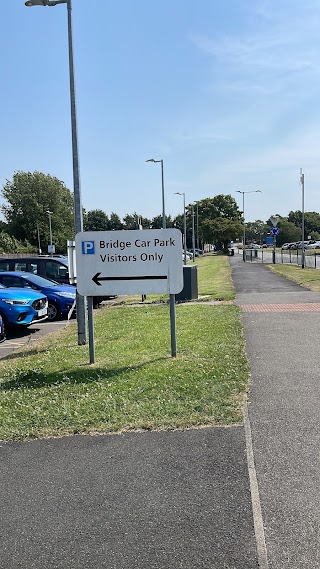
[1,258,319,568]
[231,255,320,568]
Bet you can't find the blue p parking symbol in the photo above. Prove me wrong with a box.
[82,241,95,254]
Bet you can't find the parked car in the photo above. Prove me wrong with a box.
[0,256,71,284]
[0,255,116,305]
[306,241,320,249]
[0,272,76,321]
[281,243,291,250]
[0,314,5,343]
[0,283,47,329]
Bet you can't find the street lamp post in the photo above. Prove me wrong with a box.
[146,158,177,356]
[36,222,42,254]
[192,204,196,262]
[146,159,165,229]
[300,169,305,269]
[25,0,87,345]
[174,192,187,264]
[46,210,53,255]
[196,202,199,250]
[236,190,262,261]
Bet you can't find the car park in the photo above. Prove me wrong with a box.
[0,272,77,321]
[0,283,47,329]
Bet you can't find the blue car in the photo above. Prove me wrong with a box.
[0,272,76,321]
[0,283,48,329]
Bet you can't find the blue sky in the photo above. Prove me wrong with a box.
[1,0,320,224]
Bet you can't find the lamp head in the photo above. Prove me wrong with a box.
[25,0,47,6]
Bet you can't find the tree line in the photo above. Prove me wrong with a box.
[0,171,318,254]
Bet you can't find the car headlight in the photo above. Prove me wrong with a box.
[55,292,76,299]
[1,298,31,305]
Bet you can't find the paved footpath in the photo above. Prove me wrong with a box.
[1,260,319,568]
[230,256,320,568]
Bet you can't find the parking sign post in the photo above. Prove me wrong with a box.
[75,229,183,363]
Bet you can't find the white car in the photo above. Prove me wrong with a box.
[306,241,320,249]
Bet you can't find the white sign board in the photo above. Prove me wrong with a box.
[75,229,183,296]
[270,215,279,227]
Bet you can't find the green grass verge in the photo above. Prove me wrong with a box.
[268,264,320,292]
[0,254,247,441]
[118,254,235,304]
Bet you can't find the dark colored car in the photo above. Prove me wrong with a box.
[0,272,76,321]
[0,314,5,342]
[0,283,47,328]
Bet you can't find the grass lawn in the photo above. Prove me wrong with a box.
[0,254,249,441]
[118,253,235,305]
[268,264,320,292]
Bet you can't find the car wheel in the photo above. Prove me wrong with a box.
[47,301,61,321]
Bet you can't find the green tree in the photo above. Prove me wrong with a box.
[196,195,242,222]
[287,210,320,239]
[245,220,269,244]
[0,220,8,232]
[1,171,74,253]
[189,195,242,251]
[122,213,152,230]
[201,218,243,252]
[276,219,301,246]
[150,214,173,229]
[0,232,35,254]
[109,212,123,231]
[84,209,110,231]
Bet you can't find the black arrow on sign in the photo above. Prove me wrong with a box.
[92,272,168,286]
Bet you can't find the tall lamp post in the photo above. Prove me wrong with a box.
[146,159,165,229]
[300,169,305,269]
[196,201,199,250]
[25,0,86,345]
[191,204,196,262]
[46,210,53,255]
[236,190,262,261]
[146,158,177,357]
[36,222,42,254]
[174,192,187,264]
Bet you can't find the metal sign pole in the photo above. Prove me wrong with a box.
[87,296,95,364]
[169,294,177,357]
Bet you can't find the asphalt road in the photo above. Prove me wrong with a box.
[0,318,69,359]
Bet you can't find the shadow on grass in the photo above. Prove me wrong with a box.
[0,357,168,392]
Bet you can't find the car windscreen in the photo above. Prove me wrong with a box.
[18,273,59,288]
